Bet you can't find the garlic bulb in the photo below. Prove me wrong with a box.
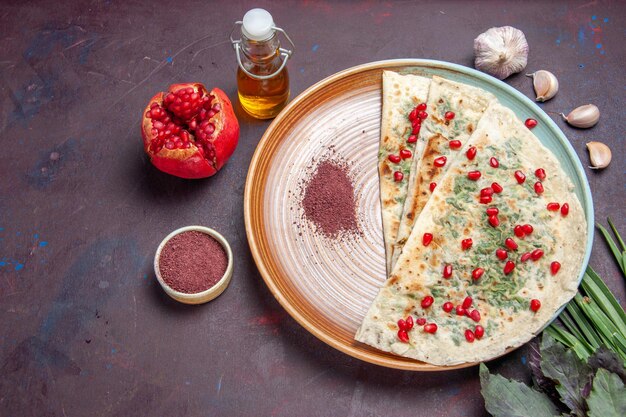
[526,70,559,102]
[586,142,611,169]
[561,104,600,128]
[474,26,529,80]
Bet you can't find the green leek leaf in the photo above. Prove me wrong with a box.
[607,217,626,251]
[597,223,625,272]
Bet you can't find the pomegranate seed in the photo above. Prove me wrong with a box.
[480,195,493,204]
[490,157,499,168]
[530,299,541,312]
[163,87,205,121]
[472,268,485,280]
[444,111,455,120]
[443,264,453,279]
[531,249,544,261]
[561,203,569,216]
[416,318,426,326]
[535,168,546,180]
[397,319,407,331]
[489,215,500,227]
[434,156,447,167]
[417,103,427,111]
[534,182,544,195]
[397,329,409,343]
[470,309,481,322]
[504,261,515,275]
[522,224,534,234]
[551,261,561,275]
[449,140,462,149]
[407,134,417,143]
[525,118,538,129]
[465,329,476,343]
[405,316,414,330]
[423,323,438,334]
[474,325,485,339]
[514,225,525,238]
[547,202,560,211]
[409,108,418,121]
[421,296,434,309]
[514,170,526,184]
[418,111,428,119]
[466,146,477,160]
[411,118,421,128]
[462,296,473,309]
[422,233,433,246]
[412,124,421,135]
[456,305,466,316]
[388,154,401,163]
[468,170,481,181]
[461,238,473,250]
[442,302,454,313]
[491,182,503,193]
[429,182,437,192]
[481,188,494,197]
[400,149,412,159]
[505,238,518,251]
[486,207,499,216]
[394,171,404,182]
[521,252,532,262]
[496,249,508,260]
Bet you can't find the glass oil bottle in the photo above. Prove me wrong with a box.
[230,9,294,119]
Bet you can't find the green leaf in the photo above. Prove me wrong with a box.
[583,268,626,335]
[587,368,626,417]
[559,310,595,352]
[574,294,621,353]
[565,299,602,349]
[540,334,593,417]
[597,222,625,273]
[546,324,592,361]
[479,363,560,417]
[607,217,626,251]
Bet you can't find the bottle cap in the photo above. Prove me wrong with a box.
[242,8,275,41]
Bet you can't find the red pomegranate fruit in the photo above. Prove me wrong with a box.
[141,83,239,179]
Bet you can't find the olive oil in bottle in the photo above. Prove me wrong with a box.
[231,9,294,119]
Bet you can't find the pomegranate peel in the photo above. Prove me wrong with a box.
[141,83,239,179]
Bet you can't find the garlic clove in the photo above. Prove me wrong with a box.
[586,142,611,169]
[474,26,528,80]
[561,104,600,128]
[526,70,559,102]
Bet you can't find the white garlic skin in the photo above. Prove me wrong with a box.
[586,141,611,169]
[527,70,559,102]
[474,26,529,80]
[561,104,600,128]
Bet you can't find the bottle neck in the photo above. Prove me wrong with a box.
[240,33,280,63]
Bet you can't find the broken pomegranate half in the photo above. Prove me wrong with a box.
[141,83,239,179]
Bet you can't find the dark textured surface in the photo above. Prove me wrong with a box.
[0,1,624,416]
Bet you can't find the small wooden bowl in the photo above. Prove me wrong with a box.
[154,226,233,304]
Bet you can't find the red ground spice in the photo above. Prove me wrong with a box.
[301,160,359,238]
[158,231,227,294]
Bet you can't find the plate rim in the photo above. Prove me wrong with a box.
[244,59,594,371]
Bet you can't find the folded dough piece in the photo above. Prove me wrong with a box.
[358,102,586,366]
[378,71,431,276]
[391,76,496,269]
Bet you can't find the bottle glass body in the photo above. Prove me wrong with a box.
[237,33,289,119]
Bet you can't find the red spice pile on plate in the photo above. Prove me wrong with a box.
[301,159,359,238]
